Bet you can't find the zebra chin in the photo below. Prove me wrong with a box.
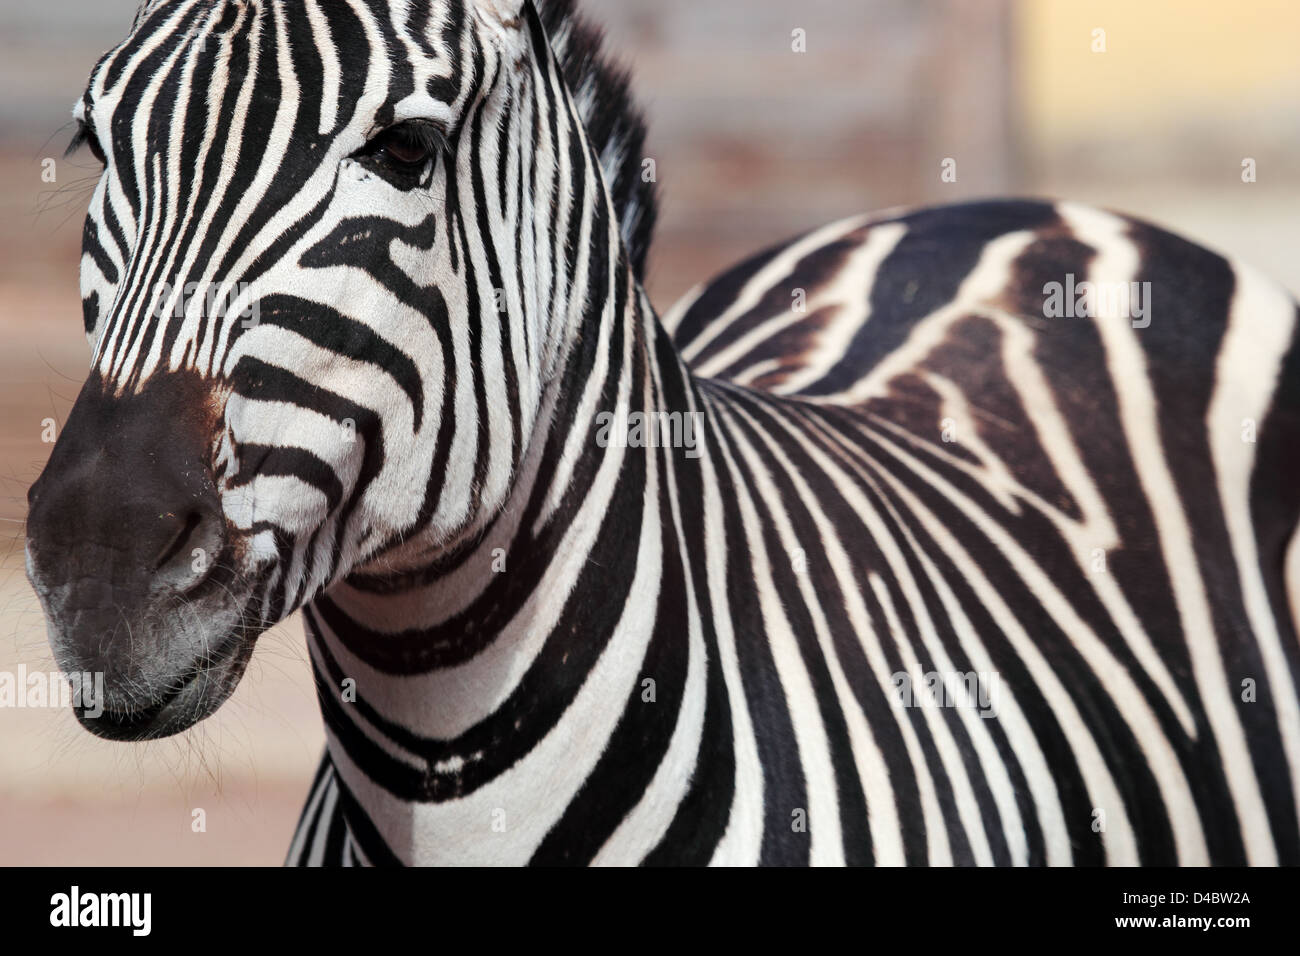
[27,545,273,741]
[27,554,270,740]
[66,620,259,742]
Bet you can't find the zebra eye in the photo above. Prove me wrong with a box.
[66,119,106,167]
[356,121,447,173]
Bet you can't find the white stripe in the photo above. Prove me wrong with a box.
[595,356,709,864]
[286,761,332,864]
[697,223,906,386]
[719,399,914,864]
[1060,200,1273,863]
[706,405,844,865]
[307,0,341,133]
[306,778,339,867]
[700,436,767,866]
[681,214,873,364]
[1208,259,1300,845]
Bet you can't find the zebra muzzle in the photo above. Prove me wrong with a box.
[25,370,255,739]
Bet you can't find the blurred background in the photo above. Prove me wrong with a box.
[2,0,1298,864]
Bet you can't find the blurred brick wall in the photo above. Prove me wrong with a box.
[598,0,1017,306]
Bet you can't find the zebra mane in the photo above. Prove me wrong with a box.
[130,0,161,31]
[533,0,658,278]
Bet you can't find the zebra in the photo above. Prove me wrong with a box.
[23,0,1300,867]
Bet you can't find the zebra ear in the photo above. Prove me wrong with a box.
[132,0,166,31]
[476,0,528,26]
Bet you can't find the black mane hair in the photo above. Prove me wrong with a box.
[534,0,658,278]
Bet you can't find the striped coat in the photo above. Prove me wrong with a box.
[292,199,1300,866]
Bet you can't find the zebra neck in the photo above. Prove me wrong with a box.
[300,278,719,863]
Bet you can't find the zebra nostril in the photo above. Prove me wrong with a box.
[151,510,203,570]
[151,509,219,582]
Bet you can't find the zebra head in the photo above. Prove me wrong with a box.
[25,0,654,739]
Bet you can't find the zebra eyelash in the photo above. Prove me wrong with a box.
[65,119,107,165]
[353,120,451,172]
[389,121,451,158]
